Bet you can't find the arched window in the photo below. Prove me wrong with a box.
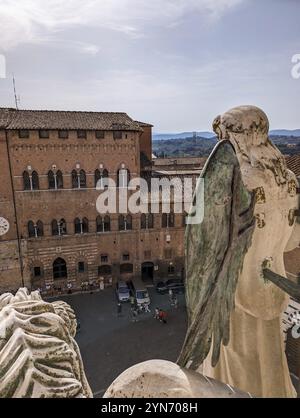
[74,218,81,234]
[72,170,78,188]
[104,215,110,232]
[119,215,125,231]
[96,216,110,233]
[141,214,154,229]
[56,170,63,189]
[53,258,67,279]
[148,213,154,229]
[117,168,130,188]
[48,170,55,189]
[82,217,89,233]
[95,168,109,189]
[59,219,67,235]
[79,170,86,188]
[95,169,101,187]
[23,171,31,190]
[52,219,59,236]
[126,215,132,230]
[31,171,39,190]
[119,215,132,231]
[141,214,147,229]
[162,213,168,228]
[28,221,35,238]
[96,216,102,233]
[36,220,44,237]
[162,213,175,228]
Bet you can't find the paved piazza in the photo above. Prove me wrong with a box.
[55,286,188,397]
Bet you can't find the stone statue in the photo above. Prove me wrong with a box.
[177,105,299,398]
[104,105,299,399]
[0,288,92,398]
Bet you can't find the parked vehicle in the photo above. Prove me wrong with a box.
[156,278,185,295]
[129,279,151,306]
[116,281,130,302]
[166,278,185,294]
[155,281,169,294]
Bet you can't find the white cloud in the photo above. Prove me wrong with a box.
[0,0,245,50]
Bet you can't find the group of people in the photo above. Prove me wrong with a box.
[117,297,151,322]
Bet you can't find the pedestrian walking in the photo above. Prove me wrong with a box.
[131,306,138,322]
[117,302,122,317]
[144,303,151,313]
[159,309,167,324]
[154,307,160,320]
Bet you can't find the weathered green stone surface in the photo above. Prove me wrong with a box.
[177,140,255,369]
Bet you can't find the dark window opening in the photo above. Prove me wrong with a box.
[113,131,122,140]
[28,221,35,238]
[78,261,85,273]
[101,254,108,263]
[96,130,105,139]
[74,218,81,234]
[39,130,49,139]
[48,170,56,189]
[168,264,175,275]
[36,220,44,237]
[79,170,87,188]
[58,130,69,139]
[19,129,29,139]
[56,170,63,189]
[162,213,174,228]
[31,171,39,190]
[77,130,87,139]
[82,217,89,233]
[23,171,31,190]
[123,253,130,261]
[34,266,41,277]
[52,219,59,236]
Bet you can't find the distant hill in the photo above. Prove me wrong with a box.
[153,130,300,141]
[153,131,216,141]
[153,135,300,158]
[270,129,300,136]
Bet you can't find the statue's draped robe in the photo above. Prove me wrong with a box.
[203,166,298,398]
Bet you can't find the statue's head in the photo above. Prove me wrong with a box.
[0,288,92,398]
[213,105,269,147]
[212,105,288,186]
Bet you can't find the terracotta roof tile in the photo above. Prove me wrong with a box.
[0,108,143,131]
[286,154,300,178]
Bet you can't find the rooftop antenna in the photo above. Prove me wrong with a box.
[12,74,20,110]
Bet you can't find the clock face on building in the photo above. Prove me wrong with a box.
[0,217,10,236]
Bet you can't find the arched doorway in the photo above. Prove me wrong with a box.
[53,257,67,279]
[141,262,154,282]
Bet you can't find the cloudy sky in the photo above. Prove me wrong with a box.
[0,0,299,131]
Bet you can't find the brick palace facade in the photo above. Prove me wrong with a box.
[0,108,203,294]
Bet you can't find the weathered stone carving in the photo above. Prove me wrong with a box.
[178,105,299,398]
[104,360,252,398]
[0,288,92,398]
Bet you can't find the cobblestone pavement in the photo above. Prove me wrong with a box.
[57,286,188,397]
